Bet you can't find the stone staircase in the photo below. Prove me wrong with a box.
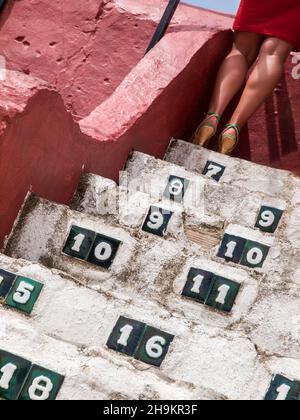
[1,140,300,400]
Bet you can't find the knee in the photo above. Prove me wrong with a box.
[259,37,292,63]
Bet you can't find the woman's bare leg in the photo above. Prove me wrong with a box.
[220,36,293,154]
[194,31,263,146]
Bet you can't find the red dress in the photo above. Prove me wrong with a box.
[233,0,300,50]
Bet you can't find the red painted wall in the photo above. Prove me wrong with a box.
[0,30,231,247]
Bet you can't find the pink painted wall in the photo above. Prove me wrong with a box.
[0,30,230,247]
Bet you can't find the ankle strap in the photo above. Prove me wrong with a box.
[224,123,240,135]
[207,112,221,122]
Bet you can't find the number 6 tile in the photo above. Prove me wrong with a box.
[135,326,174,367]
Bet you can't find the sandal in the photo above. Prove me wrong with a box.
[218,123,240,155]
[193,112,221,147]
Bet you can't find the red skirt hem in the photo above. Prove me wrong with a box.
[233,25,298,51]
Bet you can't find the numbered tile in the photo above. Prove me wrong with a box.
[142,206,173,237]
[205,277,241,313]
[63,225,96,261]
[217,234,247,264]
[0,269,16,299]
[182,268,214,303]
[255,206,284,233]
[135,326,174,367]
[240,240,270,269]
[5,276,44,315]
[18,365,65,401]
[265,374,300,401]
[87,233,121,269]
[164,175,190,203]
[202,161,226,182]
[0,350,32,400]
[107,316,146,357]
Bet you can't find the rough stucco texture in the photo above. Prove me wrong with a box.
[0,0,232,119]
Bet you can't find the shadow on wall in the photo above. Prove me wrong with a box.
[0,0,13,30]
[186,55,298,168]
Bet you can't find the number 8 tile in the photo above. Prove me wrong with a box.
[18,365,65,401]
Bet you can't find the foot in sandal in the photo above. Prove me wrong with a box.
[218,123,240,155]
[193,112,221,147]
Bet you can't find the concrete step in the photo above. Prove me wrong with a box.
[3,193,259,327]
[0,253,288,401]
[123,148,299,246]
[2,142,300,400]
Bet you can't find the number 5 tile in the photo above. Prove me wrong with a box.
[5,276,44,315]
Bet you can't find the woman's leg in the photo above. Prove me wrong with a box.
[220,36,293,154]
[194,31,263,146]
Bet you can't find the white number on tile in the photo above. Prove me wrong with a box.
[259,210,275,228]
[13,281,34,304]
[117,325,134,347]
[71,233,85,252]
[145,336,166,359]
[215,284,230,305]
[276,384,291,401]
[246,247,264,266]
[169,179,184,197]
[94,242,113,261]
[191,275,204,294]
[147,212,164,230]
[206,164,223,178]
[225,241,237,259]
[0,363,17,390]
[28,376,54,401]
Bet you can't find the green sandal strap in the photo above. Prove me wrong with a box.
[197,112,221,136]
[222,123,240,144]
[207,112,221,122]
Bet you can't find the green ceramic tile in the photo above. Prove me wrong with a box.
[217,234,247,264]
[240,240,270,269]
[182,268,214,304]
[106,316,146,357]
[87,233,121,269]
[0,350,32,400]
[255,206,284,233]
[63,225,96,261]
[205,276,241,313]
[5,276,44,315]
[18,364,65,400]
[265,374,300,401]
[202,161,226,182]
[142,206,173,237]
[135,326,174,367]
